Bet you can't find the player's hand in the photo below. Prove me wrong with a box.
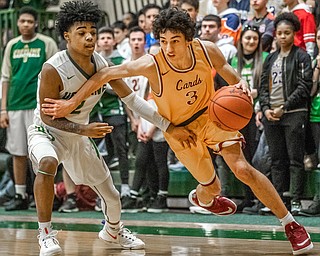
[0,111,9,128]
[83,122,113,138]
[234,79,251,98]
[166,124,197,149]
[42,98,77,119]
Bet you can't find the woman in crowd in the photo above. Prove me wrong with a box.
[259,12,313,215]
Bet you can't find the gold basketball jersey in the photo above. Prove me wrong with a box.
[151,39,214,126]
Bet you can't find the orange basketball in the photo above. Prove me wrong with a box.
[208,86,253,131]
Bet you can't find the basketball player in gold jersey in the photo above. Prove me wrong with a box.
[42,8,313,255]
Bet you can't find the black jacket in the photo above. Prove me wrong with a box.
[259,45,312,114]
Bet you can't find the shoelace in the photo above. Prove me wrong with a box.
[119,228,137,241]
[37,230,59,247]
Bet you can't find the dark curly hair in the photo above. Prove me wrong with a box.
[56,1,103,38]
[153,7,195,42]
[274,12,301,32]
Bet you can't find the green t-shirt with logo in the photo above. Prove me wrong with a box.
[231,52,268,105]
[1,34,58,110]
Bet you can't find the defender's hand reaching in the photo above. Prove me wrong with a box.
[42,98,77,119]
[82,123,113,138]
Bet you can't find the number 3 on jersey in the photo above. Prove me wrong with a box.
[186,90,198,105]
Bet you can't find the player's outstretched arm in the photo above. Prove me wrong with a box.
[41,64,115,118]
[41,57,197,147]
[40,64,113,137]
[110,77,197,148]
[42,56,151,118]
[202,40,251,96]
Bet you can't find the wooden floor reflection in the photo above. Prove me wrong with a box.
[1,225,319,256]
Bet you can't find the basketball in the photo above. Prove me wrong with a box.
[208,86,253,131]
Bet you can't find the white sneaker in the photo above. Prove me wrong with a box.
[38,230,62,256]
[189,206,212,215]
[99,223,145,249]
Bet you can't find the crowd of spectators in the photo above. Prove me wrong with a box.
[0,0,319,218]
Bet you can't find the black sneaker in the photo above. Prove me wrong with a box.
[147,195,168,213]
[236,199,254,213]
[58,197,79,213]
[108,157,119,169]
[299,201,320,217]
[0,193,12,206]
[242,201,264,215]
[121,196,143,213]
[5,194,29,211]
[28,195,36,208]
[291,200,301,216]
[29,199,36,208]
[52,195,63,211]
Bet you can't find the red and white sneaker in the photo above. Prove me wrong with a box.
[188,189,237,216]
[285,221,313,255]
[38,230,62,256]
[99,222,145,249]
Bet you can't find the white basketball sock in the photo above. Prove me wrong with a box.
[106,221,121,234]
[121,184,130,197]
[15,185,27,199]
[279,212,295,226]
[38,221,52,238]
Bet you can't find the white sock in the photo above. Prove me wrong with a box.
[38,221,52,238]
[121,184,130,197]
[279,212,295,227]
[106,221,120,234]
[15,185,27,199]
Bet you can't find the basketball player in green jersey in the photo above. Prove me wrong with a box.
[27,1,185,255]
[42,8,313,255]
[0,6,58,211]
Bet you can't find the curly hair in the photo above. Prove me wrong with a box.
[56,1,103,38]
[153,7,195,42]
[274,12,301,32]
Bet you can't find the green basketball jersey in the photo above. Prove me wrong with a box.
[1,33,58,110]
